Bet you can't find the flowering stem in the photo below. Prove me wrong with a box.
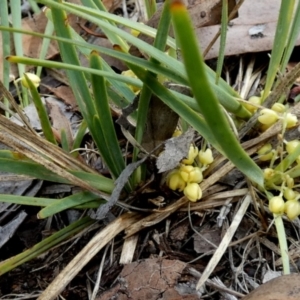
[274,215,290,274]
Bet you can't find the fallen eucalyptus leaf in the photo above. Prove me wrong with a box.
[244,274,300,300]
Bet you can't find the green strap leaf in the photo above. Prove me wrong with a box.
[90,51,126,180]
[170,0,264,187]
[38,191,105,218]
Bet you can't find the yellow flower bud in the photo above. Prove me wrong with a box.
[184,183,202,202]
[269,196,285,214]
[259,123,272,132]
[190,167,203,183]
[244,96,261,113]
[258,109,279,125]
[285,113,298,128]
[198,148,214,165]
[131,28,140,37]
[283,188,297,201]
[180,165,203,183]
[260,90,271,97]
[286,175,294,189]
[271,103,286,113]
[284,200,300,220]
[172,129,182,137]
[180,165,194,182]
[21,72,41,88]
[166,170,186,192]
[122,70,140,93]
[286,140,300,154]
[263,168,275,180]
[257,143,273,161]
[130,23,144,37]
[182,145,199,165]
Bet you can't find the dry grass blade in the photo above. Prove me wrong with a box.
[196,192,252,290]
[0,114,96,173]
[0,80,35,132]
[0,115,109,199]
[37,212,143,300]
[125,190,248,237]
[182,197,239,212]
[202,188,248,200]
[119,234,139,264]
[125,197,188,238]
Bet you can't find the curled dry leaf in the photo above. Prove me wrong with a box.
[243,274,300,300]
[156,128,195,173]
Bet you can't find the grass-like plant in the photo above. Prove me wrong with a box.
[0,0,300,290]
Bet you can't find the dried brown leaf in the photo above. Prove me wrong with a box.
[156,128,194,173]
[199,0,300,59]
[243,274,300,300]
[97,258,199,300]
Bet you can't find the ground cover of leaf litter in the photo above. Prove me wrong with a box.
[1,0,300,299]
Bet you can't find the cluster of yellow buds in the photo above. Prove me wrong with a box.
[166,144,214,202]
[262,147,300,220]
[243,92,298,130]
[262,140,300,186]
[259,138,300,220]
[259,139,300,164]
[269,189,300,220]
[257,143,274,161]
[262,140,300,165]
[245,93,300,222]
[258,103,297,130]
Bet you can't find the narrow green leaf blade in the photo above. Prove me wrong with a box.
[170,0,264,187]
[38,191,105,218]
[90,51,126,179]
[215,0,228,84]
[262,0,296,101]
[24,73,57,144]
